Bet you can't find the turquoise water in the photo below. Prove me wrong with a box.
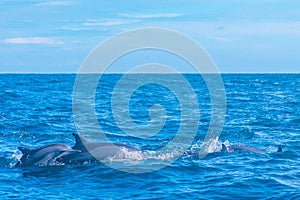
[0,74,299,199]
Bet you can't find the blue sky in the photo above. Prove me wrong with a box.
[0,0,299,73]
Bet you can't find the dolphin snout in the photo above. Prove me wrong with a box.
[68,149,81,153]
[57,149,81,158]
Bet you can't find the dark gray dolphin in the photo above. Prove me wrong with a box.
[16,144,80,167]
[58,133,142,164]
[277,145,283,152]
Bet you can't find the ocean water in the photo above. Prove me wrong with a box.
[0,74,299,199]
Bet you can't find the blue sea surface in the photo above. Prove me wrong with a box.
[0,74,299,199]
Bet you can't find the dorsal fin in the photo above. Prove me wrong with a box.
[72,133,90,149]
[277,145,283,152]
[18,147,32,154]
[221,144,227,153]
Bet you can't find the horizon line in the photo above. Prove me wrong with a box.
[0,72,300,75]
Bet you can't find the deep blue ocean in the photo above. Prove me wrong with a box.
[0,74,299,199]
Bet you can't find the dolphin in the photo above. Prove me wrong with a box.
[186,143,282,158]
[277,145,283,152]
[16,144,80,167]
[57,133,142,164]
[221,144,283,154]
[71,133,140,153]
[221,144,265,154]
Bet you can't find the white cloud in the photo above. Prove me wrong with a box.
[59,26,89,31]
[84,19,139,27]
[214,37,233,42]
[59,19,139,31]
[34,1,73,6]
[2,37,63,45]
[119,13,184,19]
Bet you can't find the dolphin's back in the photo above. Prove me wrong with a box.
[72,133,141,152]
[228,145,265,154]
[60,133,142,164]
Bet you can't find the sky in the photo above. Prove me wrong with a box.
[0,0,299,73]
